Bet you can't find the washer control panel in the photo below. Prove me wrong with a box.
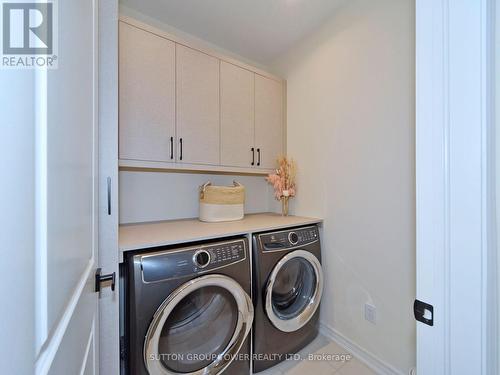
[206,241,246,266]
[140,238,247,283]
[259,226,319,251]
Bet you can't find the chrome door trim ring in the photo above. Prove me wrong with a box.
[144,274,254,375]
[265,250,323,333]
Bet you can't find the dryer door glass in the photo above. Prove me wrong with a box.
[159,286,237,373]
[266,250,323,332]
[144,274,253,375]
[272,258,316,319]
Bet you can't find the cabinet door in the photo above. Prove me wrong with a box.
[176,45,220,165]
[220,62,255,168]
[255,75,283,169]
[119,22,176,162]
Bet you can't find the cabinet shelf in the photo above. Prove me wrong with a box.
[119,159,274,176]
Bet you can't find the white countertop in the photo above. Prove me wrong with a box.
[119,212,322,254]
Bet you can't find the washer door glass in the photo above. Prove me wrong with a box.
[266,250,323,332]
[272,258,316,319]
[144,275,253,375]
[159,286,237,373]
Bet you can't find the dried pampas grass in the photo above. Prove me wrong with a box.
[266,156,297,200]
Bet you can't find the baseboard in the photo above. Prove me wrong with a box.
[319,322,405,375]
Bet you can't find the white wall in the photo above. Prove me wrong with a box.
[273,0,415,373]
[119,4,277,74]
[120,171,278,223]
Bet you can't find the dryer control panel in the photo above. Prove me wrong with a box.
[140,238,247,283]
[259,226,319,251]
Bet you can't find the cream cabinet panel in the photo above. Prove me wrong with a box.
[119,22,176,162]
[220,62,255,168]
[176,44,220,165]
[255,75,283,169]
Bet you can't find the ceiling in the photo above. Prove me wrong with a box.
[120,0,346,66]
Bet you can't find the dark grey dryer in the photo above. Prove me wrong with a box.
[252,225,324,373]
[124,237,253,375]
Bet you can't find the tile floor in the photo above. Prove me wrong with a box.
[256,334,376,375]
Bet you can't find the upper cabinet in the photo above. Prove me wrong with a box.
[255,75,284,170]
[119,22,176,162]
[118,18,285,174]
[220,62,255,168]
[176,45,220,165]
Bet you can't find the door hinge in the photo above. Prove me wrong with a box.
[95,268,116,293]
[120,336,127,361]
[413,299,433,326]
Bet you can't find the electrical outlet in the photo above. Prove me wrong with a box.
[364,303,376,324]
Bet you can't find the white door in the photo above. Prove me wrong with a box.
[254,75,283,170]
[220,61,255,168]
[119,21,176,163]
[0,47,37,375]
[176,44,220,165]
[32,0,101,374]
[415,0,496,374]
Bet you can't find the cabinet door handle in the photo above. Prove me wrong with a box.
[179,138,183,161]
[257,148,261,166]
[170,137,174,160]
[251,147,255,166]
